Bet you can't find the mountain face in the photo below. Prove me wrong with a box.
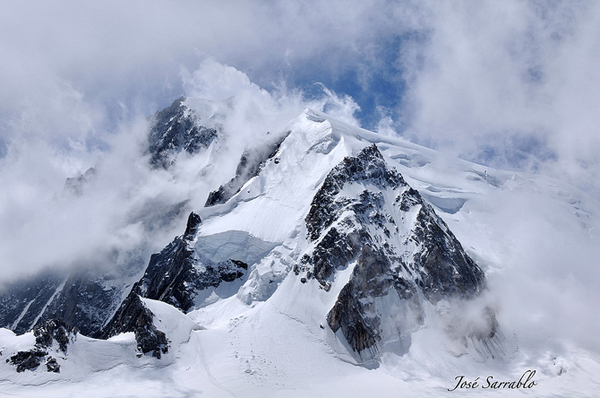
[0,103,497,373]
[0,272,65,335]
[297,144,486,358]
[0,97,219,339]
[147,96,218,169]
[205,134,287,207]
[96,108,492,364]
[7,319,77,373]
[0,270,124,338]
[100,213,249,355]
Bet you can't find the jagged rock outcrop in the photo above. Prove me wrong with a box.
[184,211,202,237]
[46,356,60,373]
[101,212,248,353]
[205,133,288,206]
[148,97,217,169]
[7,349,47,373]
[299,144,486,358]
[33,318,78,353]
[102,294,169,358]
[107,213,246,315]
[305,144,406,243]
[6,319,77,373]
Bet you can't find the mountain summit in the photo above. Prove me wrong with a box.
[91,105,496,364]
[0,100,509,391]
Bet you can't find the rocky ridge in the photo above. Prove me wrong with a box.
[148,97,218,169]
[0,97,215,341]
[297,144,488,360]
[6,319,77,373]
[100,212,248,355]
[205,133,288,207]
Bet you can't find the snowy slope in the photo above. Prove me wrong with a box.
[1,108,599,397]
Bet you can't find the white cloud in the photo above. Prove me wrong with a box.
[0,57,361,282]
[398,1,600,196]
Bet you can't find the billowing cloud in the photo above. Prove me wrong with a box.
[0,54,360,282]
[398,1,600,196]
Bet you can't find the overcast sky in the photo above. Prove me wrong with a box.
[0,1,599,280]
[1,1,597,177]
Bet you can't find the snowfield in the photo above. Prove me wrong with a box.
[1,109,599,397]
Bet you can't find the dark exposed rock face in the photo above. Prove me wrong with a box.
[300,144,486,358]
[205,133,288,207]
[134,305,169,359]
[0,271,64,334]
[102,294,168,358]
[305,144,406,242]
[412,204,484,302]
[399,187,422,212]
[327,246,388,355]
[148,97,218,169]
[113,222,247,314]
[46,357,60,373]
[6,319,77,373]
[184,211,202,238]
[301,228,365,283]
[0,270,129,338]
[41,274,123,337]
[33,318,78,353]
[101,212,247,354]
[7,349,47,373]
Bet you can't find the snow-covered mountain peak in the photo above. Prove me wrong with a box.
[3,100,598,396]
[148,110,494,364]
[197,110,353,242]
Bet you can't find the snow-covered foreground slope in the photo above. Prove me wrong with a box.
[1,108,600,397]
[1,302,600,397]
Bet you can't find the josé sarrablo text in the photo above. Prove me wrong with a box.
[448,370,538,391]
